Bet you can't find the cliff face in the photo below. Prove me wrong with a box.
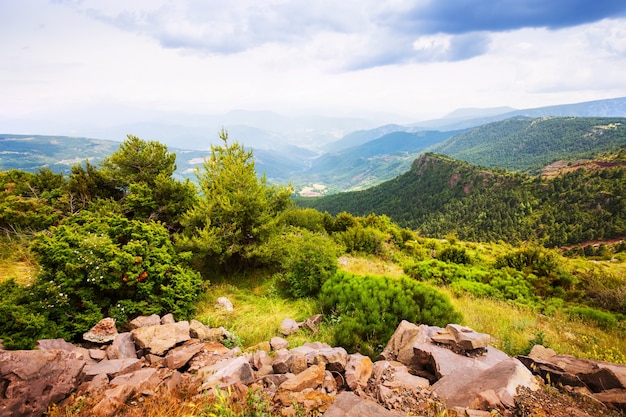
[2,316,625,417]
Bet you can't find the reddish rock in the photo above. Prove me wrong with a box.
[91,384,134,417]
[128,314,161,330]
[82,358,141,380]
[306,347,348,372]
[379,320,438,365]
[323,391,406,417]
[0,349,85,417]
[83,318,118,344]
[270,336,289,351]
[165,341,204,370]
[106,332,137,360]
[432,358,539,409]
[278,363,326,393]
[200,356,255,389]
[160,313,175,324]
[109,368,158,391]
[431,324,491,352]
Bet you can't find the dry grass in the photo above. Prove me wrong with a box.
[450,293,626,363]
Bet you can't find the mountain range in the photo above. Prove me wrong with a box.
[2,96,626,193]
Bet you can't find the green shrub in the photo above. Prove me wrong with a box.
[335,224,387,256]
[272,229,340,298]
[320,271,462,356]
[438,246,472,264]
[20,210,203,344]
[566,306,619,330]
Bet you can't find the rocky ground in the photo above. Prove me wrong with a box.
[2,315,626,416]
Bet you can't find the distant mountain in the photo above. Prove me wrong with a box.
[296,130,461,191]
[297,151,626,247]
[0,135,119,173]
[429,117,626,173]
[412,96,626,131]
[323,124,410,152]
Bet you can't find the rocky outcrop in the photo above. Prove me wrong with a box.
[518,350,626,411]
[1,318,624,417]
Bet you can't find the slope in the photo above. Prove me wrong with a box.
[297,151,626,247]
[429,117,626,173]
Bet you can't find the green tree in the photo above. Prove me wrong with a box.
[99,135,197,232]
[179,129,293,272]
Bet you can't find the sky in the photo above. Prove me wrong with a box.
[2,0,626,141]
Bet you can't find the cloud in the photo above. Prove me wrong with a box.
[401,0,626,34]
[59,0,626,69]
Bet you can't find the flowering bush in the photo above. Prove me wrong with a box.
[19,210,203,343]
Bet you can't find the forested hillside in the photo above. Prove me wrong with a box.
[430,117,626,173]
[297,151,626,247]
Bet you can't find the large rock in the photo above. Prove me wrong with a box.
[131,321,190,356]
[306,347,348,372]
[431,324,491,352]
[279,318,300,336]
[372,360,430,391]
[106,332,137,360]
[345,354,373,391]
[0,349,86,417]
[128,314,161,330]
[215,297,234,312]
[413,339,509,382]
[432,358,539,409]
[91,384,134,417]
[379,320,437,365]
[165,341,205,370]
[518,353,626,393]
[82,358,141,380]
[200,356,255,389]
[279,363,326,393]
[83,317,118,344]
[323,391,407,417]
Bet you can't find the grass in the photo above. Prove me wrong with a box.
[449,293,626,363]
[193,272,335,349]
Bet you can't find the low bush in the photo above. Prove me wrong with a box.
[320,271,462,356]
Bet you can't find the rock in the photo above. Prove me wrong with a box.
[128,314,161,330]
[259,373,293,390]
[160,313,175,324]
[272,349,291,374]
[106,332,137,360]
[345,353,373,391]
[215,297,234,312]
[306,347,348,372]
[0,349,86,417]
[287,352,310,374]
[200,356,255,389]
[278,363,326,392]
[276,388,335,413]
[131,321,190,356]
[270,336,289,351]
[413,340,509,382]
[528,344,557,360]
[431,324,491,352]
[91,384,134,417]
[432,358,539,409]
[189,319,210,340]
[187,342,233,371]
[449,408,493,417]
[109,367,158,390]
[89,348,107,361]
[323,370,338,394]
[36,338,93,363]
[279,318,300,336]
[250,349,273,372]
[165,340,205,370]
[82,358,142,380]
[323,391,407,417]
[77,372,109,395]
[379,320,438,366]
[372,360,430,391]
[303,314,323,333]
[592,388,626,412]
[83,317,118,344]
[518,354,626,393]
